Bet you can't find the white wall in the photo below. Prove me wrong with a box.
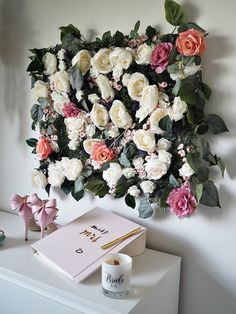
[0,0,236,313]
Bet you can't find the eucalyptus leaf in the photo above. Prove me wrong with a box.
[74,176,84,193]
[169,174,180,187]
[69,65,84,91]
[119,152,131,167]
[138,198,153,218]
[172,79,181,95]
[31,104,44,122]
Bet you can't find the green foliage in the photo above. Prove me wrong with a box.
[69,65,84,91]
[125,194,136,209]
[200,180,221,207]
[164,0,186,26]
[195,183,203,204]
[26,138,38,147]
[178,22,208,35]
[59,24,81,41]
[31,104,44,122]
[186,151,200,172]
[85,176,109,197]
[206,114,229,134]
[129,20,140,39]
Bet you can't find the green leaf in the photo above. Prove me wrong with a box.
[61,34,82,54]
[69,65,83,91]
[167,63,179,74]
[206,114,229,134]
[26,138,38,147]
[145,25,157,39]
[85,176,109,197]
[71,189,84,201]
[61,180,73,195]
[115,176,137,198]
[201,138,210,159]
[195,121,208,135]
[159,115,172,133]
[134,20,140,32]
[113,31,125,43]
[178,22,207,35]
[74,176,84,193]
[169,174,180,187]
[59,24,81,41]
[195,183,203,204]
[196,167,209,182]
[125,194,136,209]
[216,156,225,178]
[27,59,44,73]
[31,104,44,122]
[160,185,172,208]
[102,31,112,41]
[38,97,49,109]
[186,152,200,172]
[119,152,131,167]
[164,0,186,26]
[124,142,138,160]
[200,180,221,208]
[172,79,181,95]
[202,83,212,100]
[45,184,51,196]
[138,198,153,219]
[179,77,205,109]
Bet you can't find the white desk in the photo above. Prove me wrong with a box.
[0,211,181,314]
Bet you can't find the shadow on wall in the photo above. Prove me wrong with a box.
[0,0,34,141]
[147,226,236,314]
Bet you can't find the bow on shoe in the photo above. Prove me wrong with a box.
[9,193,42,240]
[32,199,58,239]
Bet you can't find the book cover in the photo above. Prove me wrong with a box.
[32,207,146,282]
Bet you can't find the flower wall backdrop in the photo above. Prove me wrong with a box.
[27,0,228,219]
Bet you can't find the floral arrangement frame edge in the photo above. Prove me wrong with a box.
[26,0,228,219]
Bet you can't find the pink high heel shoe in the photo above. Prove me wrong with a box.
[32,199,58,239]
[10,193,41,241]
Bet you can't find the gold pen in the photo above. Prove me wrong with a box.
[101,227,143,250]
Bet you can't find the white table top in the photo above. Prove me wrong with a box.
[0,211,181,314]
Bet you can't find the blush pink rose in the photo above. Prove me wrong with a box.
[92,143,115,165]
[151,42,173,74]
[176,29,206,56]
[167,186,197,219]
[62,102,81,117]
[36,138,52,160]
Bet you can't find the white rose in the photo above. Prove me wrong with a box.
[157,138,171,151]
[85,124,96,137]
[159,93,170,108]
[133,130,156,153]
[122,73,131,86]
[150,108,169,134]
[72,49,92,75]
[51,70,70,94]
[136,85,159,121]
[140,180,155,194]
[32,80,49,101]
[76,90,84,102]
[48,162,65,187]
[110,47,133,71]
[179,162,195,178]
[145,158,170,180]
[107,125,119,138]
[31,170,47,189]
[135,43,153,65]
[109,100,132,129]
[158,150,172,165]
[102,163,122,188]
[96,74,114,101]
[132,157,144,169]
[42,52,57,75]
[90,103,109,129]
[88,93,100,104]
[68,140,79,150]
[170,63,201,80]
[127,185,140,197]
[59,60,66,71]
[51,91,69,115]
[168,97,188,121]
[61,157,83,181]
[122,167,136,179]
[65,116,85,132]
[83,139,103,154]
[90,48,112,74]
[127,72,149,101]
[67,129,80,141]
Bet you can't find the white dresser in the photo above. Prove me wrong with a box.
[0,211,181,314]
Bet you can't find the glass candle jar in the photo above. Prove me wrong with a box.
[102,253,132,299]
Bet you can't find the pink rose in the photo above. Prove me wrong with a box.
[151,42,173,74]
[167,186,197,218]
[176,29,206,56]
[62,102,81,118]
[36,138,52,160]
[92,143,115,165]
